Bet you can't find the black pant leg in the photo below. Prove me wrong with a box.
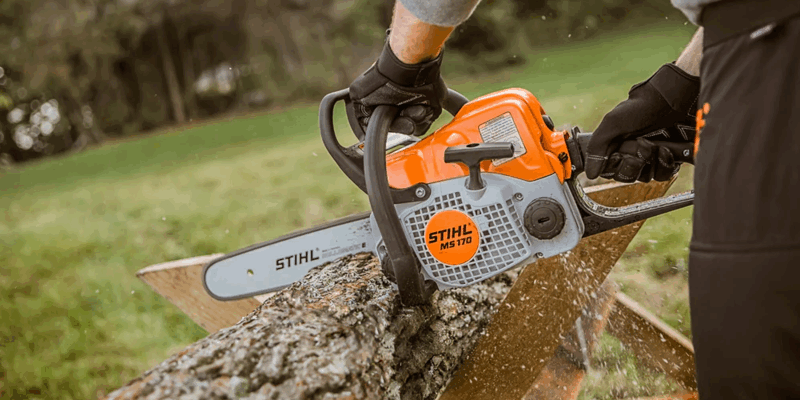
[690,12,800,400]
[690,250,800,399]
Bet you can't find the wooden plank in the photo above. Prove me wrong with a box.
[136,254,264,333]
[522,280,617,400]
[606,292,697,391]
[440,180,675,400]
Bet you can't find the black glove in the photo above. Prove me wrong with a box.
[346,40,448,138]
[585,63,700,183]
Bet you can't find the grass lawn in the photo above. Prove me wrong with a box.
[0,22,696,399]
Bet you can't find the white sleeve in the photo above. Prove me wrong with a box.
[398,0,482,27]
[671,0,723,25]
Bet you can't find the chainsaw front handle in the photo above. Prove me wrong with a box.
[365,105,437,305]
[319,88,468,194]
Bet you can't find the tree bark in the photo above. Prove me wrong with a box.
[268,13,305,76]
[106,253,519,400]
[178,30,198,120]
[157,18,187,124]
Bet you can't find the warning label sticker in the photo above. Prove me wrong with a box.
[479,112,527,166]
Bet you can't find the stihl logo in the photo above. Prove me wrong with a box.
[427,224,473,249]
[275,250,319,270]
[424,210,480,265]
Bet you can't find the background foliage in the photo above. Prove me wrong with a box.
[0,0,683,164]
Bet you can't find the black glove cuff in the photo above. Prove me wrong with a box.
[648,63,700,117]
[376,40,443,87]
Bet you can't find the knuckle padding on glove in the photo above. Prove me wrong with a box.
[649,63,701,116]
[358,84,426,107]
[616,155,645,182]
[346,40,447,137]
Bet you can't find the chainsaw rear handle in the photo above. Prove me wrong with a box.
[565,129,695,237]
[319,88,469,194]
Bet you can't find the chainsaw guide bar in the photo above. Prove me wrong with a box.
[203,88,693,305]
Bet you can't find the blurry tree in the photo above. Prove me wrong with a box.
[0,0,124,145]
[0,68,73,162]
[0,0,683,164]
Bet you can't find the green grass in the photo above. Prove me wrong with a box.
[580,167,695,400]
[579,334,682,400]
[0,22,696,399]
[610,167,695,339]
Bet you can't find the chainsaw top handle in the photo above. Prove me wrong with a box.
[319,88,468,194]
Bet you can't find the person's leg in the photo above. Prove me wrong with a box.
[690,11,800,400]
[690,250,800,399]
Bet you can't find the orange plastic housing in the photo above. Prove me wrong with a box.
[386,88,572,189]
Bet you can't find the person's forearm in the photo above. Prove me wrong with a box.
[676,28,703,76]
[389,2,454,64]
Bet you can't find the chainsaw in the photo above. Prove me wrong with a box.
[203,88,694,305]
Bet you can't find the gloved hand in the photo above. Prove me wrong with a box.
[346,40,448,138]
[585,63,700,183]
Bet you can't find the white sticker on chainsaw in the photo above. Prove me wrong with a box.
[479,112,527,166]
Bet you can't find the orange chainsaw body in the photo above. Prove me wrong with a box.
[202,86,695,305]
[386,88,573,189]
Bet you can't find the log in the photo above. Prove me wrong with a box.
[108,181,674,399]
[109,252,518,399]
